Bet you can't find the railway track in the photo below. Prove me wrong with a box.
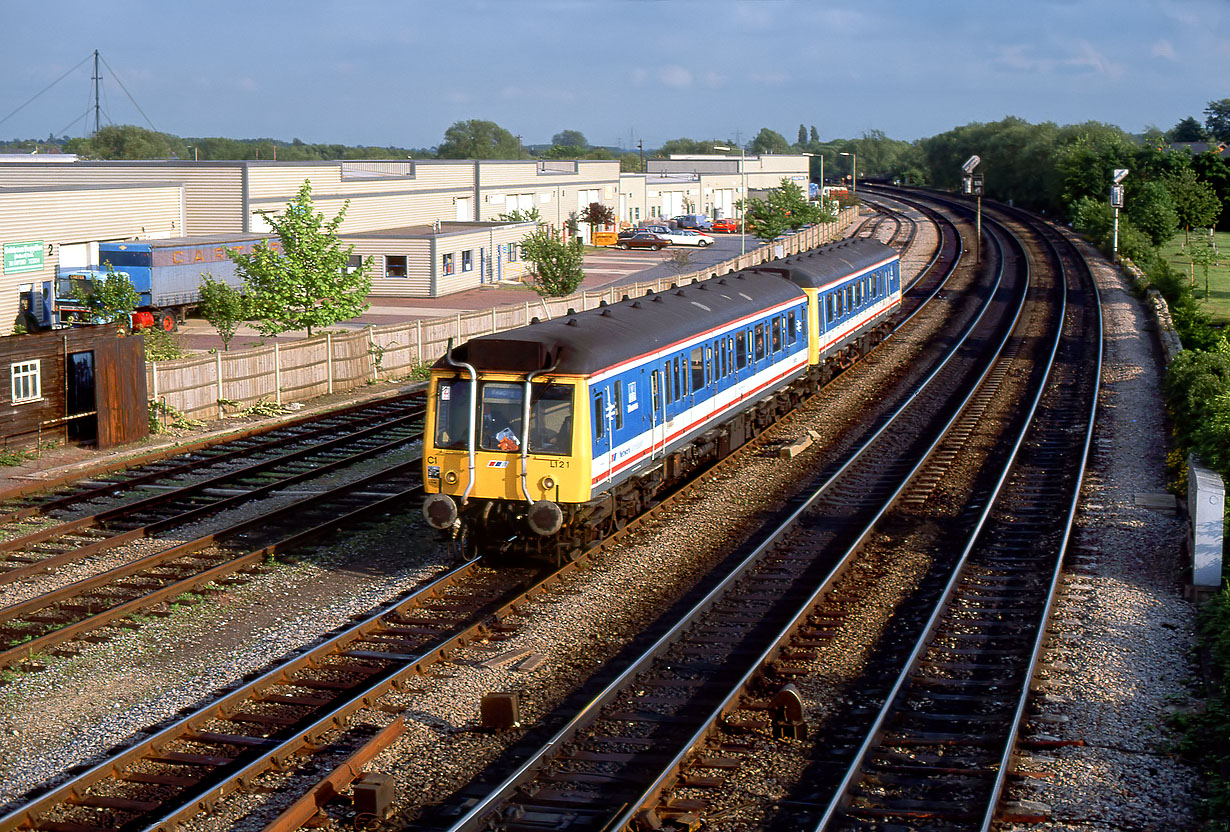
[405,194,1042,829]
[0,193,966,832]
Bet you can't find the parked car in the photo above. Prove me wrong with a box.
[710,217,741,234]
[617,232,670,250]
[661,229,715,247]
[671,214,713,231]
[635,223,672,236]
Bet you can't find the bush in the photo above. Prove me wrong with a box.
[143,328,187,361]
[1172,583,1230,824]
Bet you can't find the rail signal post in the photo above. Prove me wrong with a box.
[962,155,982,263]
[1111,168,1128,261]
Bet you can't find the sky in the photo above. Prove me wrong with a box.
[1,0,1228,151]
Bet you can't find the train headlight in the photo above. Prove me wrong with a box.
[444,470,459,485]
[541,476,556,490]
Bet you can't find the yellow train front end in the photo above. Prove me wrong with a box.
[421,367,591,555]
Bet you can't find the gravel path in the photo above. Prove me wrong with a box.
[997,235,1203,830]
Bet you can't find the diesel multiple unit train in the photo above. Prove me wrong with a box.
[422,237,901,560]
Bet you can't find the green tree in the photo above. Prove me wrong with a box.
[497,207,542,224]
[619,152,643,173]
[809,125,820,144]
[1204,99,1230,142]
[552,130,587,148]
[749,127,790,155]
[1171,116,1209,143]
[521,227,585,297]
[227,180,372,337]
[1125,180,1179,247]
[797,124,807,147]
[742,178,824,242]
[71,262,140,325]
[1166,168,1223,244]
[65,125,177,160]
[437,119,519,159]
[197,274,248,351]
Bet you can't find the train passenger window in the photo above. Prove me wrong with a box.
[433,377,473,450]
[721,340,728,377]
[594,391,605,440]
[771,318,781,353]
[787,310,797,344]
[529,383,574,455]
[828,293,837,323]
[612,382,623,431]
[736,331,748,368]
[691,347,704,391]
[754,324,765,361]
[478,382,524,452]
[664,360,673,403]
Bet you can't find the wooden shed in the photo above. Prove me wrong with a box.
[1,325,148,451]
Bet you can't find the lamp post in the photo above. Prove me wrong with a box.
[839,151,856,199]
[638,140,646,224]
[714,144,747,257]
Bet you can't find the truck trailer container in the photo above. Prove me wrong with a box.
[46,234,277,331]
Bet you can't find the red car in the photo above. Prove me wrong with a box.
[616,232,670,250]
[711,218,741,233]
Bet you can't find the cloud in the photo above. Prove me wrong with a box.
[1151,39,1177,61]
[990,40,1124,79]
[660,65,693,89]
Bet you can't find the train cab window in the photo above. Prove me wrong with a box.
[690,347,704,391]
[478,382,524,452]
[594,391,605,440]
[433,377,473,450]
[736,331,748,369]
[771,318,781,353]
[529,383,574,455]
[754,324,765,361]
[787,310,798,344]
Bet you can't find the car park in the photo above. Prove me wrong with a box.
[710,217,741,233]
[670,214,713,231]
[616,232,670,250]
[661,229,715,247]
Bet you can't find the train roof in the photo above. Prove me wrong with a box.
[752,237,898,290]
[437,271,806,376]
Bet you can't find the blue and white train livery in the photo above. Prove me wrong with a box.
[422,237,900,560]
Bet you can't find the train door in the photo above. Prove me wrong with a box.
[650,370,664,459]
[593,387,611,486]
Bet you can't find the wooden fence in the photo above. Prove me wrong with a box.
[147,210,858,421]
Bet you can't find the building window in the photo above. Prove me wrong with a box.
[346,254,364,275]
[462,250,473,272]
[385,255,407,278]
[11,360,40,404]
[442,253,454,275]
[508,243,518,262]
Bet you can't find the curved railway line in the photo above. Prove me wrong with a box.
[0,194,1114,832]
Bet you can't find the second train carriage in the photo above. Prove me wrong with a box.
[422,237,901,559]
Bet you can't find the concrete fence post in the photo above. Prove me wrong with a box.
[1188,454,1224,594]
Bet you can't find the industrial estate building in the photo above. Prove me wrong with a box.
[0,153,811,320]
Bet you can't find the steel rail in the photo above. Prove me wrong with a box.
[0,391,424,507]
[0,458,422,670]
[444,219,1021,830]
[0,411,423,587]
